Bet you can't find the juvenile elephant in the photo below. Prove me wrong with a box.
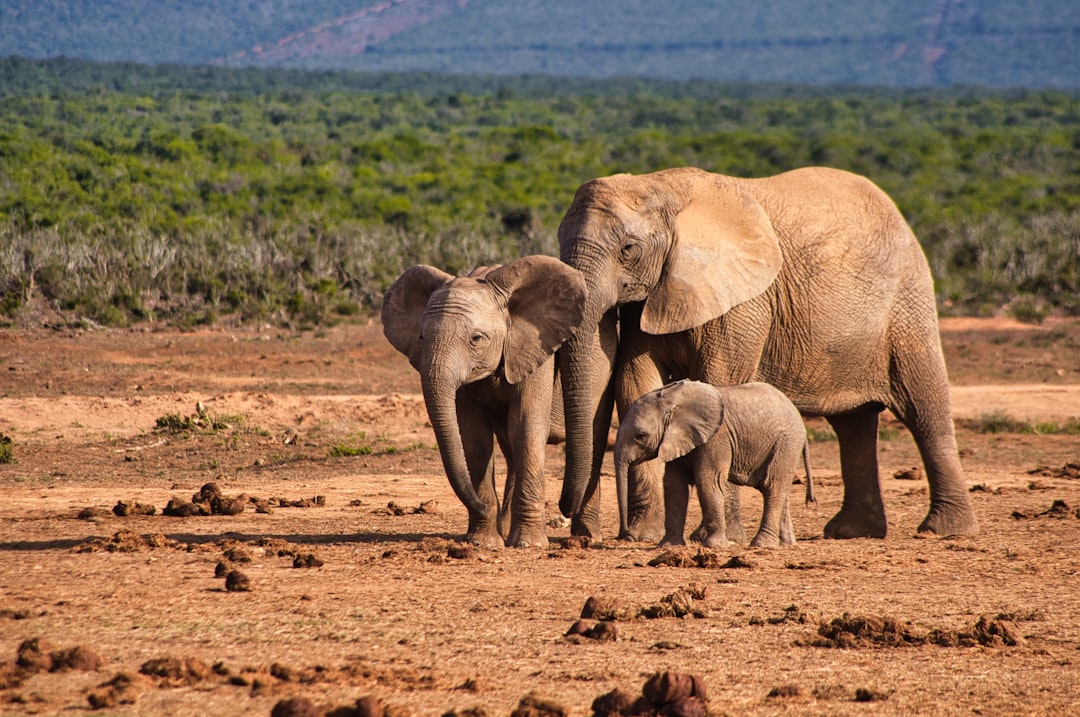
[614,380,815,548]
[556,166,978,542]
[382,255,590,548]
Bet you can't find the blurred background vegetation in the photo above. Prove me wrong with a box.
[1,58,1077,328]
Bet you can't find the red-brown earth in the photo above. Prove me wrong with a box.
[0,315,1078,716]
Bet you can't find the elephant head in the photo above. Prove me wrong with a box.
[558,168,783,519]
[382,255,586,516]
[613,380,723,538]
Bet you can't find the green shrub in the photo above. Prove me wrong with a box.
[0,434,13,464]
[330,443,373,457]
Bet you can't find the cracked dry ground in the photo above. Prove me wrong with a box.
[1,316,1079,716]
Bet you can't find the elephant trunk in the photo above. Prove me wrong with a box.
[613,442,632,539]
[421,362,488,516]
[558,327,597,517]
[556,249,616,519]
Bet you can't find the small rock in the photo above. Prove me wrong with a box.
[510,693,567,717]
[854,687,889,702]
[50,645,103,672]
[293,553,325,568]
[580,596,624,620]
[892,467,923,481]
[225,570,251,592]
[591,689,636,716]
[354,695,385,717]
[270,696,322,717]
[16,637,55,672]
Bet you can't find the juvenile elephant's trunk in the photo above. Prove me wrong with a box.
[613,447,632,539]
[421,364,488,516]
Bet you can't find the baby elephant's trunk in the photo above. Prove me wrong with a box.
[803,441,817,506]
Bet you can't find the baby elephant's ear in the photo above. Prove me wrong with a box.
[657,380,724,463]
[381,265,454,369]
[486,256,587,384]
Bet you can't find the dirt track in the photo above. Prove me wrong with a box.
[0,316,1078,716]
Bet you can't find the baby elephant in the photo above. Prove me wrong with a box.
[614,380,815,548]
[382,255,587,548]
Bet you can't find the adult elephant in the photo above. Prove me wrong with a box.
[556,166,978,542]
[382,255,615,547]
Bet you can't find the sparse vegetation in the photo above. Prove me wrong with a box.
[964,410,1080,435]
[0,434,13,464]
[330,443,373,457]
[330,438,429,457]
[154,409,242,434]
[806,426,838,443]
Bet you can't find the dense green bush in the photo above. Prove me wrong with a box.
[0,60,1077,326]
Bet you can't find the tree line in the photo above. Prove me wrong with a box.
[1,59,1077,327]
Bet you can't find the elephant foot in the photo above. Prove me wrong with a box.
[726,520,748,545]
[570,513,602,542]
[700,532,729,549]
[691,521,746,545]
[749,532,780,548]
[657,535,686,548]
[918,502,979,537]
[823,508,887,539]
[506,524,551,549]
[465,528,503,549]
[627,514,665,543]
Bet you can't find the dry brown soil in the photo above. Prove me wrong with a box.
[1,316,1079,716]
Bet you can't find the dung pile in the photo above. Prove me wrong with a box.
[591,671,708,717]
[808,613,928,648]
[0,637,104,690]
[807,613,1028,649]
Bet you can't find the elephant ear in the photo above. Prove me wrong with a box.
[381,264,454,369]
[657,380,724,463]
[486,255,587,385]
[641,179,782,335]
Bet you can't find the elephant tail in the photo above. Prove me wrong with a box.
[803,441,817,507]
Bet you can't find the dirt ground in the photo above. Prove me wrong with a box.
[1,315,1079,717]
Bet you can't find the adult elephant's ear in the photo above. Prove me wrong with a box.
[641,178,782,335]
[487,255,587,385]
[381,265,454,369]
[657,380,724,463]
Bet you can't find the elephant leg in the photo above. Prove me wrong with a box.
[750,495,785,547]
[888,343,979,536]
[724,485,746,544]
[689,486,745,545]
[750,461,793,547]
[778,499,796,545]
[459,403,501,548]
[505,373,553,549]
[823,411,888,539]
[614,331,668,543]
[494,431,514,540]
[694,468,730,549]
[659,463,692,547]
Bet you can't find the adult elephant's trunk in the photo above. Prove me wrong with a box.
[421,363,488,516]
[558,326,598,518]
[556,254,616,520]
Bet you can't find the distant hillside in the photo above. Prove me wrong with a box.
[1,0,1078,88]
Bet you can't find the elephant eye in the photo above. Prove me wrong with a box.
[470,331,485,346]
[620,240,641,262]
[634,431,648,443]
